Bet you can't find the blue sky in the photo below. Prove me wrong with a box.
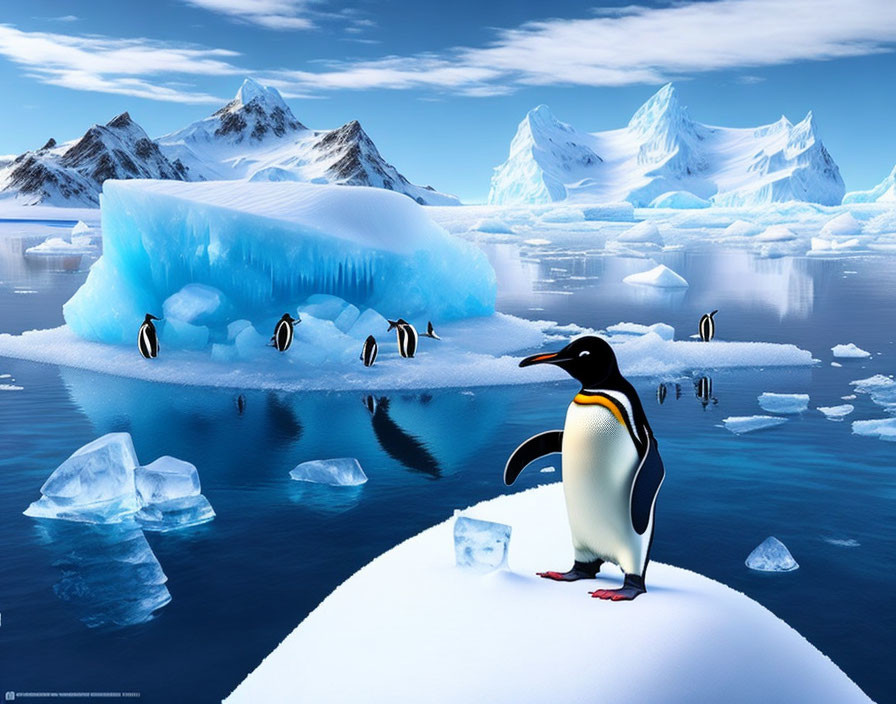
[1,0,895,202]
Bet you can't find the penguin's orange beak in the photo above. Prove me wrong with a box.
[519,352,561,368]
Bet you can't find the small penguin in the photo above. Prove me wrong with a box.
[698,310,718,342]
[138,314,161,359]
[656,383,667,405]
[695,376,716,409]
[422,321,441,340]
[235,394,247,415]
[505,337,665,601]
[271,313,300,352]
[361,335,378,367]
[388,319,418,358]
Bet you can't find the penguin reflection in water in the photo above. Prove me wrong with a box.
[271,313,300,352]
[505,337,665,601]
[138,314,161,359]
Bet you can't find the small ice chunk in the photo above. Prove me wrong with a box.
[821,537,860,548]
[234,324,266,359]
[472,218,513,234]
[24,433,139,523]
[756,225,797,242]
[136,456,201,505]
[850,374,895,392]
[25,236,94,256]
[723,415,788,434]
[72,220,92,236]
[817,404,854,420]
[757,393,809,414]
[832,343,870,358]
[852,418,896,442]
[290,458,368,486]
[523,238,551,246]
[841,394,856,400]
[623,264,688,288]
[746,536,799,572]
[136,495,216,532]
[539,466,556,473]
[162,284,227,325]
[454,516,511,572]
[831,362,842,367]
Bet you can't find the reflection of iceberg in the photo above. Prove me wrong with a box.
[38,521,171,628]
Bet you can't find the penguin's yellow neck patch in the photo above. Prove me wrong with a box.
[573,393,625,426]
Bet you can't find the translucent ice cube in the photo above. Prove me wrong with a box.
[136,456,201,505]
[745,536,799,572]
[290,458,368,486]
[135,494,216,532]
[454,516,511,572]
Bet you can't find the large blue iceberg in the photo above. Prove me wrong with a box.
[64,180,496,346]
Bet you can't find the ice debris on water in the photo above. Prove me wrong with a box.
[832,343,871,359]
[745,536,799,572]
[622,264,688,288]
[723,415,788,434]
[290,458,368,486]
[454,515,512,573]
[757,393,809,414]
[817,404,854,421]
[135,456,215,532]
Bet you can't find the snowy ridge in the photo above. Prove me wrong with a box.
[489,83,844,208]
[844,164,896,203]
[0,78,457,207]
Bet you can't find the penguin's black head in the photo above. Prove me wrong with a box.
[144,313,160,323]
[281,313,295,322]
[519,336,619,388]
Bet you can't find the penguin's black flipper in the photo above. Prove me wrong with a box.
[504,430,563,486]
[630,433,665,535]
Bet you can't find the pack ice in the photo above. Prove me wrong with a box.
[63,180,495,346]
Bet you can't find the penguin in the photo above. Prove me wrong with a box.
[138,314,161,359]
[361,335,378,367]
[271,313,300,352]
[388,319,418,358]
[235,394,247,415]
[656,383,667,405]
[422,321,441,340]
[695,376,716,409]
[505,336,665,601]
[698,310,718,342]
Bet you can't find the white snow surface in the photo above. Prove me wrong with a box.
[25,236,95,256]
[226,484,871,704]
[623,264,689,288]
[843,164,896,203]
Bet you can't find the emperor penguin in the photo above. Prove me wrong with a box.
[138,314,161,359]
[272,313,300,352]
[698,310,718,342]
[505,336,665,601]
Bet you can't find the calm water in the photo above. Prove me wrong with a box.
[0,228,894,702]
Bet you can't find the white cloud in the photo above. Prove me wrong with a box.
[179,0,316,30]
[269,0,896,94]
[0,25,240,104]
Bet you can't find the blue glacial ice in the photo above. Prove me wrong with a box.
[24,433,140,524]
[453,515,511,572]
[63,180,496,346]
[745,536,799,572]
[134,456,215,532]
[290,458,368,486]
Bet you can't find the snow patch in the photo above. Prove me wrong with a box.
[623,264,688,288]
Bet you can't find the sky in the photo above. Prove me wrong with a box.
[1,0,895,203]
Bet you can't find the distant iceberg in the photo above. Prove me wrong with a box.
[623,264,688,288]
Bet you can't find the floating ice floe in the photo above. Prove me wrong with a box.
[746,536,799,572]
[453,515,511,572]
[832,343,871,358]
[25,236,95,256]
[809,237,862,255]
[723,415,788,434]
[135,456,215,532]
[290,458,368,486]
[582,202,634,221]
[817,404,854,421]
[758,393,809,414]
[622,264,688,288]
[0,382,23,391]
[472,217,514,234]
[539,466,556,473]
[72,220,92,236]
[605,321,675,341]
[851,418,896,442]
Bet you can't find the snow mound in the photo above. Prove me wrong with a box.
[756,225,798,242]
[722,219,761,237]
[623,264,688,288]
[758,393,809,414]
[809,237,862,254]
[817,404,854,420]
[453,515,511,572]
[649,190,711,209]
[134,456,215,532]
[25,236,95,256]
[616,221,664,246]
[605,321,675,341]
[63,180,495,346]
[539,206,583,223]
[723,415,788,434]
[746,537,799,572]
[820,212,862,237]
[290,458,368,486]
[472,218,514,234]
[832,343,870,358]
[226,484,871,704]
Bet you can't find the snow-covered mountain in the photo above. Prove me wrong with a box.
[0,114,187,206]
[0,78,458,207]
[843,164,896,203]
[488,84,845,208]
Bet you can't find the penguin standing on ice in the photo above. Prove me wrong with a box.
[388,319,418,358]
[505,336,665,601]
[361,335,378,367]
[698,310,718,342]
[138,314,161,359]
[271,313,300,352]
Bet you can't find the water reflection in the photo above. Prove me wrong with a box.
[695,376,717,410]
[33,520,170,629]
[364,395,440,478]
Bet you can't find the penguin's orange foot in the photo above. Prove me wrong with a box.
[537,559,603,582]
[589,574,645,601]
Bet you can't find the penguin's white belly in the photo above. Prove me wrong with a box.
[562,401,645,573]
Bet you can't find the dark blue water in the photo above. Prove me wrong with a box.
[1,233,894,702]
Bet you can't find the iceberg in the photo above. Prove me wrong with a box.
[746,536,799,572]
[135,456,214,532]
[817,404,854,420]
[832,343,870,358]
[757,393,809,414]
[72,220,92,236]
[649,190,711,209]
[25,236,95,257]
[63,180,496,346]
[24,433,140,524]
[615,221,664,246]
[290,458,368,486]
[623,264,688,288]
[453,515,511,572]
[723,415,788,434]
